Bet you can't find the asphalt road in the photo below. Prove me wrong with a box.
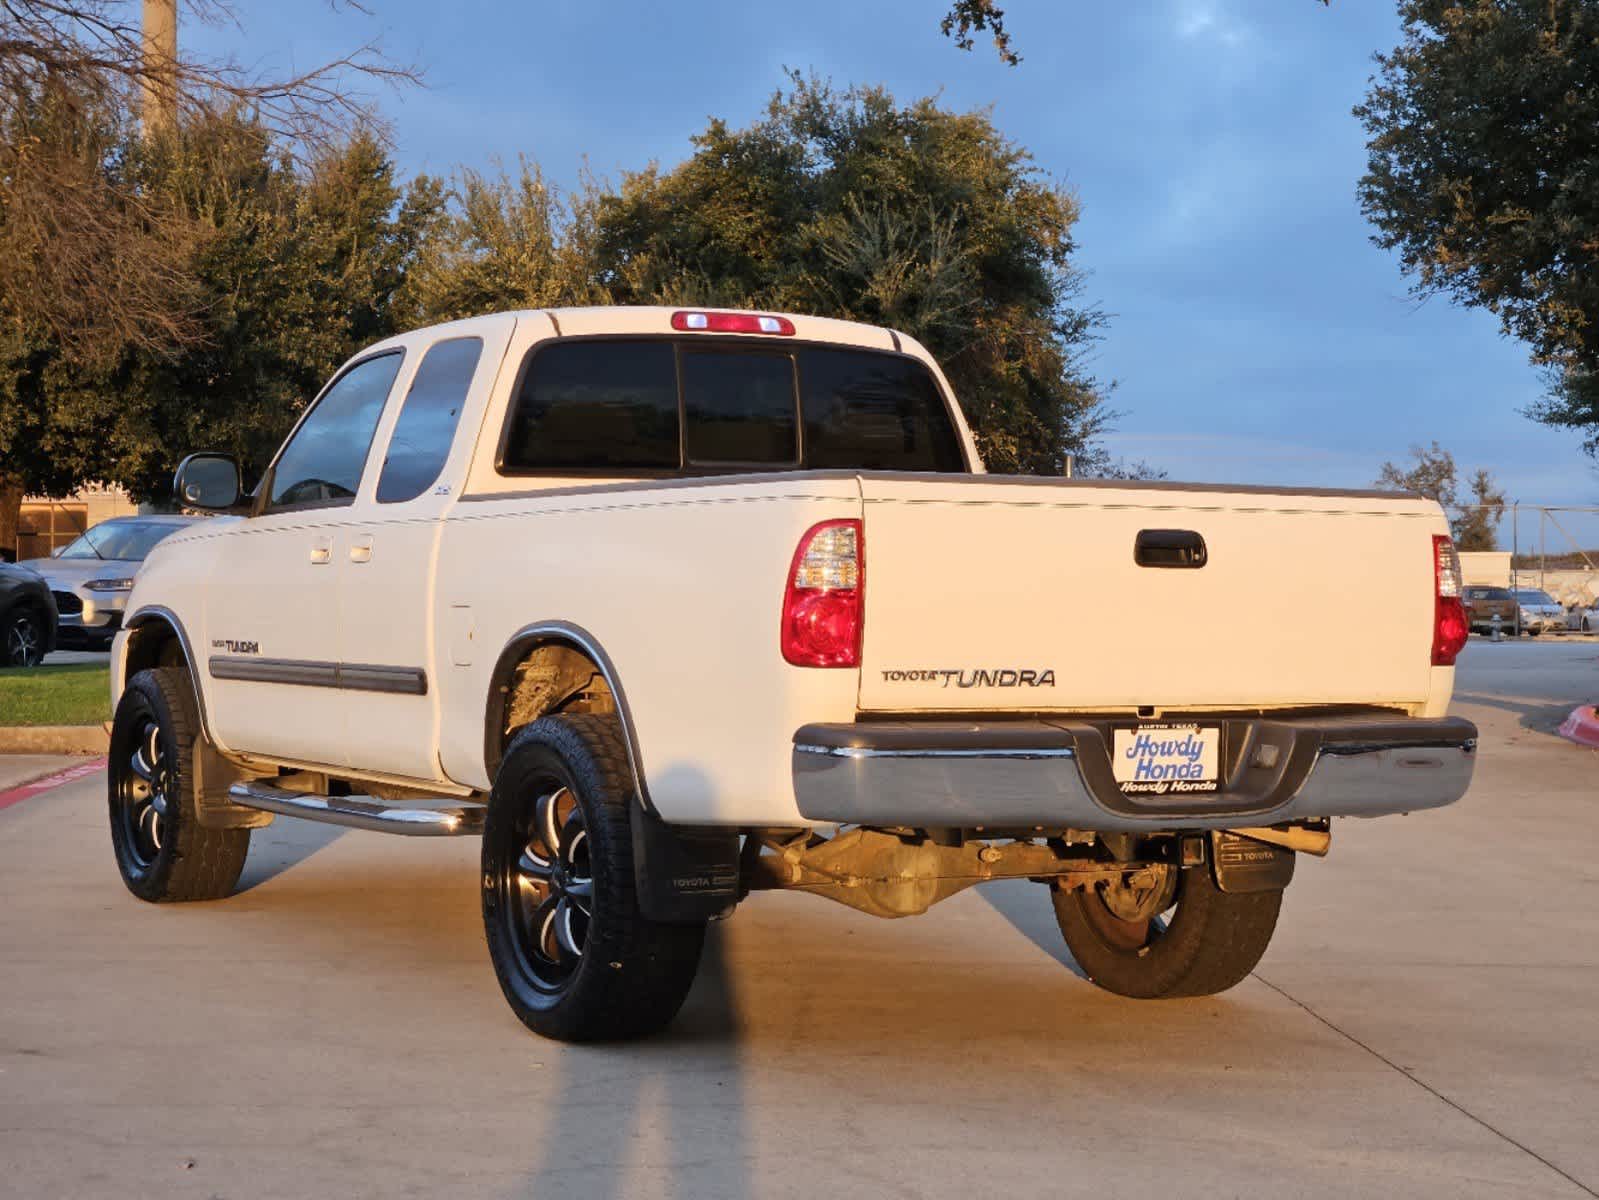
[2,640,1596,1199]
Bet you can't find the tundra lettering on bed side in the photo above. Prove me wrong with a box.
[880,668,1057,688]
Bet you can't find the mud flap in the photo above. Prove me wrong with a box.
[631,802,740,922]
[192,737,275,829]
[1210,830,1295,894]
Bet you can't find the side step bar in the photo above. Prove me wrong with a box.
[227,781,487,837]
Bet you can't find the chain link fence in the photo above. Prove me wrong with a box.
[1450,503,1599,610]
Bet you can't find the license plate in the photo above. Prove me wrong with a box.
[1113,724,1221,796]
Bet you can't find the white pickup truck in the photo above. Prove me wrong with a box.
[108,306,1477,1041]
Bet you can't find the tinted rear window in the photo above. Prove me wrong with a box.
[501,338,964,474]
[682,351,798,465]
[504,340,679,470]
[800,348,964,471]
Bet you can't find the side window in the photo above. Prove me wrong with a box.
[502,340,678,471]
[682,350,798,466]
[269,353,403,509]
[376,338,483,504]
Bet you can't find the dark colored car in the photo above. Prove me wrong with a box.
[0,561,59,667]
[1462,585,1518,634]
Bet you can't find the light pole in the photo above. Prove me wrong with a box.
[141,0,177,134]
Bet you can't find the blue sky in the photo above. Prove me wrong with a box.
[188,0,1598,507]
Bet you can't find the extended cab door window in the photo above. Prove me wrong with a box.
[376,337,483,504]
[268,352,403,511]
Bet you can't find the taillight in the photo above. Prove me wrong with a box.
[781,519,864,668]
[1432,534,1469,666]
[671,310,795,336]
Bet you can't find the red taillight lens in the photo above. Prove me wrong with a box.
[671,310,796,336]
[781,519,863,668]
[1432,534,1469,666]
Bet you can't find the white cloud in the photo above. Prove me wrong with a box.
[1173,0,1253,48]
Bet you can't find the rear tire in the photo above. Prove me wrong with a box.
[481,714,705,1042]
[1052,864,1282,999]
[108,667,250,902]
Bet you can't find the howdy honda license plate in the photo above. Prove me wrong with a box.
[1113,724,1221,795]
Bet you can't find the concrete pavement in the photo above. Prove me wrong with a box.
[0,754,79,792]
[0,640,1595,1198]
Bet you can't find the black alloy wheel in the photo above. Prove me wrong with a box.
[481,715,705,1042]
[3,607,44,667]
[499,783,594,995]
[107,667,250,902]
[113,700,171,872]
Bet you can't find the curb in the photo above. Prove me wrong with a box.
[0,725,111,755]
[1556,705,1599,749]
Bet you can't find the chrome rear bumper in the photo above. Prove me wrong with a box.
[792,714,1476,832]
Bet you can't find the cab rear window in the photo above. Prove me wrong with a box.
[499,338,964,474]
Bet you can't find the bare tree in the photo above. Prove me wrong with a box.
[0,2,420,554]
[0,1,418,141]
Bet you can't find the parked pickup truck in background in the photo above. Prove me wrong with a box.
[106,306,1477,1042]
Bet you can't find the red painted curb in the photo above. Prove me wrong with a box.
[0,757,107,812]
[1557,705,1599,749]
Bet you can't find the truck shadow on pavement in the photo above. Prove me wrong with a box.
[233,820,347,893]
[976,879,1088,979]
[1451,692,1581,736]
[509,925,748,1200]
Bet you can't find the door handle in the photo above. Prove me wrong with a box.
[1134,529,1207,568]
[349,535,373,564]
[309,536,332,565]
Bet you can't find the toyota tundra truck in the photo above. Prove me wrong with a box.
[106,306,1477,1041]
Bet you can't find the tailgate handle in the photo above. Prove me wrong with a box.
[1135,529,1207,569]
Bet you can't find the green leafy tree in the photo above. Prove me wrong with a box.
[398,159,605,324]
[941,1,1019,65]
[0,87,203,553]
[587,75,1109,474]
[1355,1,1599,451]
[1376,441,1505,549]
[2,112,441,531]
[97,118,443,498]
[1455,466,1507,551]
[0,2,417,553]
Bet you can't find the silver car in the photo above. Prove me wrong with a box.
[1511,588,1566,637]
[20,515,204,650]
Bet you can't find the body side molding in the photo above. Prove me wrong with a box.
[209,655,428,696]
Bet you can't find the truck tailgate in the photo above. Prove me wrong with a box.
[857,476,1446,714]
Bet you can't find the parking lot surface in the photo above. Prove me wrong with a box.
[1,640,1596,1199]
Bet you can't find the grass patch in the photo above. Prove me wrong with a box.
[0,663,110,727]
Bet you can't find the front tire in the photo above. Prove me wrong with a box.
[2,604,46,666]
[481,714,705,1042]
[1052,864,1282,999]
[108,667,250,902]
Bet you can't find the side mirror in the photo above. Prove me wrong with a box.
[173,453,242,511]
